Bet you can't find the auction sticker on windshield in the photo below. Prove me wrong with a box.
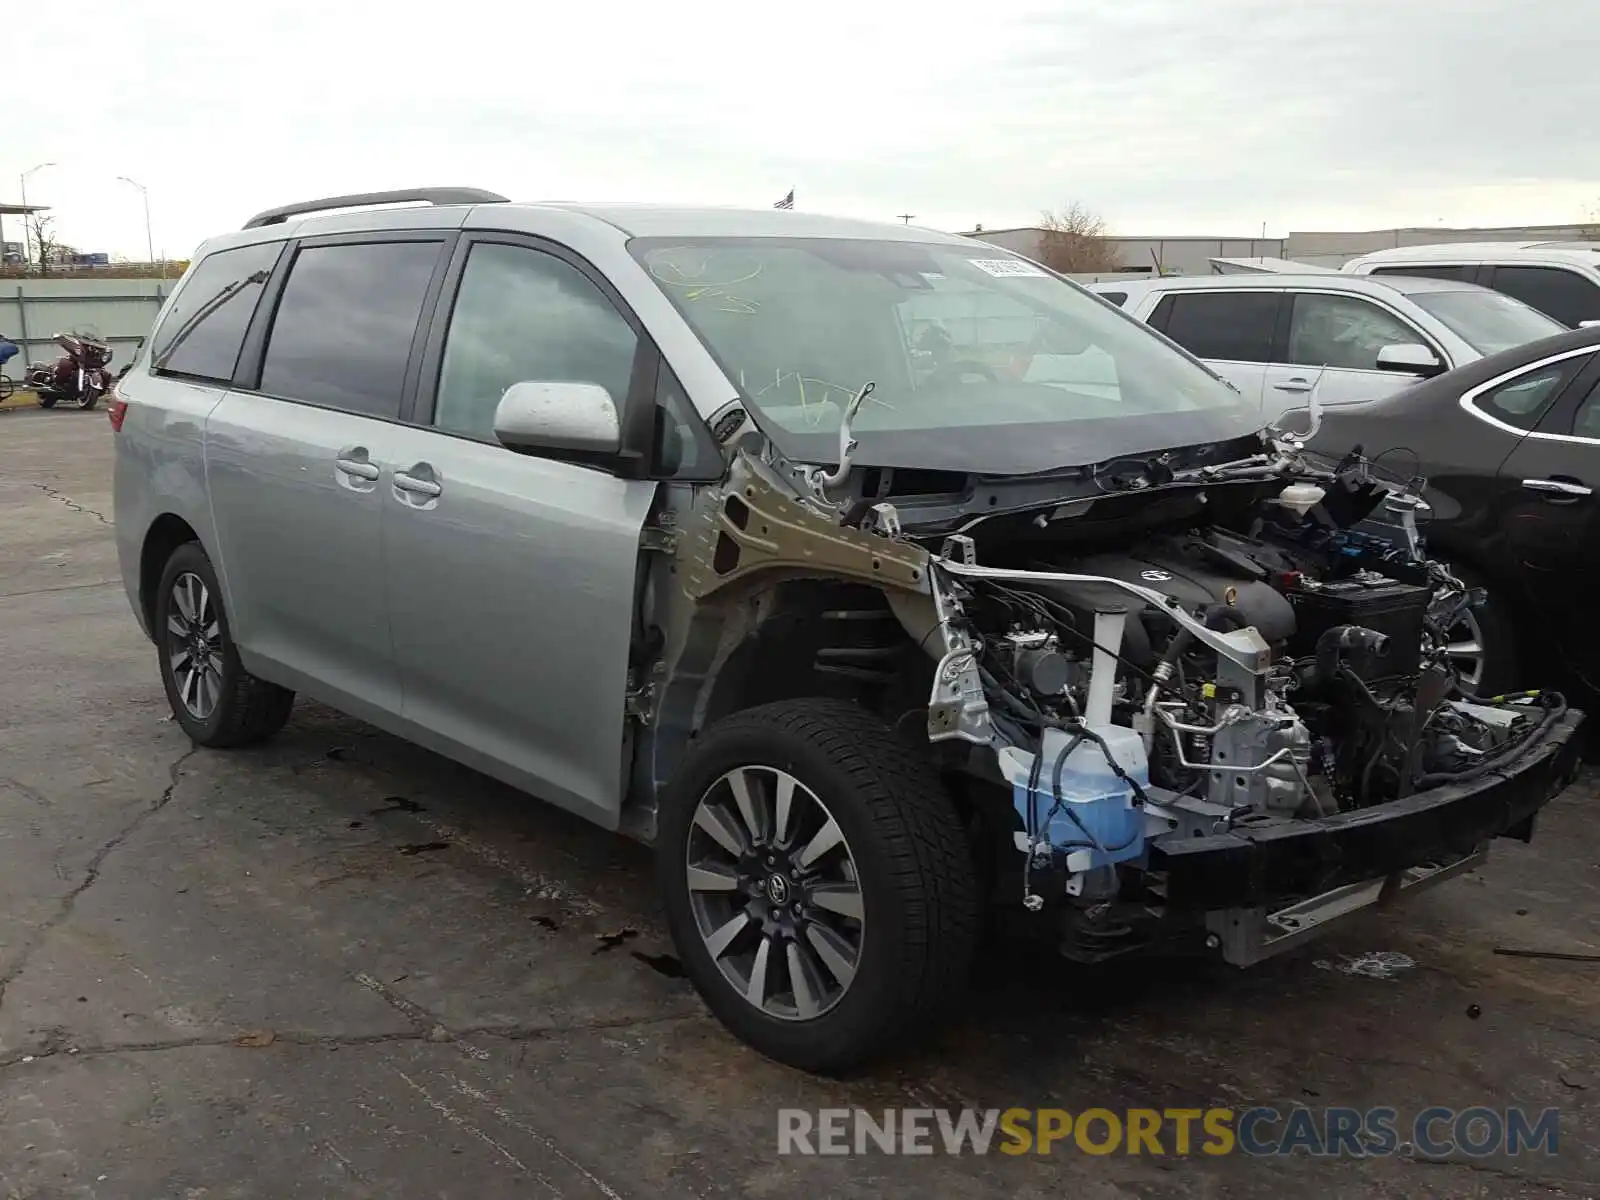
[969,258,1048,277]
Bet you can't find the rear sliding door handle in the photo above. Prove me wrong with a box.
[1521,478,1592,497]
[1273,378,1313,393]
[393,471,442,498]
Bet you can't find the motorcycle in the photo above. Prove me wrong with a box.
[25,330,115,411]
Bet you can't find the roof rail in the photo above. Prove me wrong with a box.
[242,187,510,230]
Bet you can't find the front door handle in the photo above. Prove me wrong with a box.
[335,457,380,481]
[1274,378,1313,393]
[1522,477,1592,498]
[393,468,442,499]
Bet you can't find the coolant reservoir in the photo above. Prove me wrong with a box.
[998,726,1147,873]
[1277,482,1326,516]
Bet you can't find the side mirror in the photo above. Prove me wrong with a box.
[492,381,621,455]
[1376,343,1446,378]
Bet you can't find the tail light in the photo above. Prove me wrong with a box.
[107,387,129,432]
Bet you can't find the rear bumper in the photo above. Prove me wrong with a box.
[1151,709,1585,910]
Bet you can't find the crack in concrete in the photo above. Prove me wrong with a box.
[467,1013,697,1043]
[0,578,121,600]
[354,969,694,1052]
[1408,1153,1594,1195]
[0,1028,436,1069]
[0,1013,698,1071]
[0,741,199,1013]
[29,481,112,526]
[0,777,52,808]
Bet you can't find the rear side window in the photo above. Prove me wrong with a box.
[151,241,283,382]
[1471,354,1591,431]
[1097,290,1128,307]
[1570,376,1600,439]
[1485,265,1600,327]
[1368,264,1478,283]
[1150,291,1278,363]
[260,241,442,418]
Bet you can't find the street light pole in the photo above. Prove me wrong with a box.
[20,162,56,271]
[117,176,157,275]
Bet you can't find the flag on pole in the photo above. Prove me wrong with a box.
[773,189,795,210]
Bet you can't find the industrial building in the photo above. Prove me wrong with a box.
[964,221,1600,275]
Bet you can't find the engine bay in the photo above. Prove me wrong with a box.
[678,406,1585,968]
[907,443,1574,929]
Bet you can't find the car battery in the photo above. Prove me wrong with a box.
[1285,575,1432,679]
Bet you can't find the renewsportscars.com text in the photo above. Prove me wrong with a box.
[777,1106,1560,1158]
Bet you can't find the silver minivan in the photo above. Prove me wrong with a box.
[113,190,1583,1071]
[1093,273,1565,422]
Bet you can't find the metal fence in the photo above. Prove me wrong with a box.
[0,277,176,372]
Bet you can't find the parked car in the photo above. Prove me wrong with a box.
[1343,242,1600,328]
[1311,323,1600,696]
[113,189,1584,1071]
[1091,274,1566,423]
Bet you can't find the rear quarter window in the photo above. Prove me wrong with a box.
[151,240,285,382]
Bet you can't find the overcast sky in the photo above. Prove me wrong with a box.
[5,0,1598,259]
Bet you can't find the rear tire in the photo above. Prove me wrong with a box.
[155,541,295,747]
[658,698,980,1073]
[36,393,57,409]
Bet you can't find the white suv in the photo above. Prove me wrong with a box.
[1091,273,1563,421]
[1343,242,1600,328]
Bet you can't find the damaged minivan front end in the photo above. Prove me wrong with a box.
[623,227,1583,1072]
[654,413,1583,973]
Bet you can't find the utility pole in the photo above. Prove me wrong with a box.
[896,213,916,225]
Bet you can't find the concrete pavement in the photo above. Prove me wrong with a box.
[1,404,1598,1198]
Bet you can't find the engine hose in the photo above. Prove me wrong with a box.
[1315,624,1390,683]
[1413,693,1567,789]
[1157,603,1251,672]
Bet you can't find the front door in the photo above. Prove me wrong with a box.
[1491,350,1600,687]
[205,236,448,720]
[382,236,660,829]
[1262,291,1444,423]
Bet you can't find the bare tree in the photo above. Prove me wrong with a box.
[26,213,63,275]
[1037,202,1123,273]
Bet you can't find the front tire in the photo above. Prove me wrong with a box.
[658,698,980,1073]
[77,388,100,411]
[1444,562,1519,695]
[155,541,295,747]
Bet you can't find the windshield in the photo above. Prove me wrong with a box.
[1412,289,1567,355]
[630,237,1262,475]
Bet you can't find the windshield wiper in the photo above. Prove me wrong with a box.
[153,271,270,373]
[811,381,876,491]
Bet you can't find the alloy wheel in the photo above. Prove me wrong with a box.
[166,572,225,720]
[1445,607,1487,691]
[684,765,865,1021]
